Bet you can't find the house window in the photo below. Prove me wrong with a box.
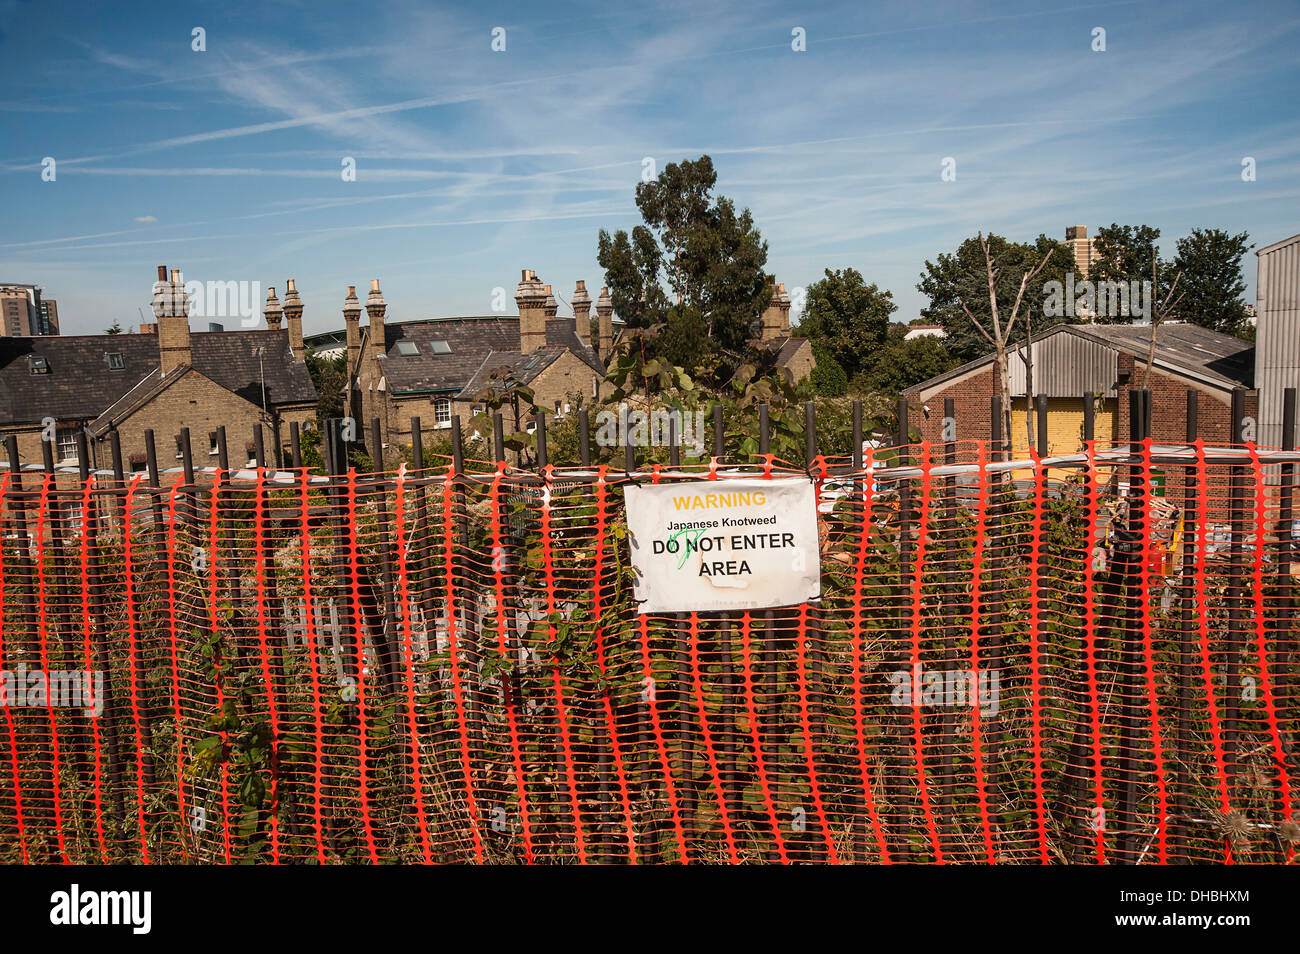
[56,426,79,464]
[27,355,49,374]
[209,431,220,456]
[429,340,452,354]
[434,397,452,428]
[106,352,125,370]
[396,341,419,356]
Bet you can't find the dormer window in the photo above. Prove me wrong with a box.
[107,352,125,370]
[27,355,49,374]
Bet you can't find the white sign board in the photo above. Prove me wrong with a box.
[624,477,821,614]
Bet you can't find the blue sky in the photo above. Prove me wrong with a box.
[2,0,1298,335]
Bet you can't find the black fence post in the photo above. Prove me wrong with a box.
[1280,389,1298,768]
[939,398,958,837]
[578,408,591,467]
[1116,391,1150,862]
[535,412,548,471]
[1036,393,1049,457]
[1226,388,1249,764]
[1172,390,1200,861]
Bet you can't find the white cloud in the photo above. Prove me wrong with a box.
[133,215,158,223]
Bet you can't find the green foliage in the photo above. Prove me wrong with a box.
[852,326,960,396]
[597,155,771,370]
[917,233,1074,362]
[306,351,348,426]
[1171,228,1253,335]
[1092,223,1164,287]
[809,342,848,397]
[796,267,896,377]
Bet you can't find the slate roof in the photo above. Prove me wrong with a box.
[454,348,568,402]
[370,315,605,396]
[759,335,809,368]
[0,329,316,427]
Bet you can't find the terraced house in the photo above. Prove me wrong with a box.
[0,266,317,472]
[342,270,613,461]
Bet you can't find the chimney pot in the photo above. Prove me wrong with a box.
[157,265,167,282]
[170,269,181,283]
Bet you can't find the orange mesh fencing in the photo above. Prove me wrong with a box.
[0,439,1297,864]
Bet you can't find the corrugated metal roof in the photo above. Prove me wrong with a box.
[904,322,1254,399]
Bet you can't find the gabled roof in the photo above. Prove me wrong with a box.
[1257,233,1300,256]
[758,335,810,368]
[87,365,261,438]
[369,315,605,395]
[903,321,1254,396]
[0,329,316,427]
[454,348,569,402]
[1073,322,1254,389]
[188,330,317,408]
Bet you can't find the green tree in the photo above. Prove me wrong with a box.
[1089,223,1174,322]
[917,233,1073,363]
[104,320,123,335]
[1171,228,1252,335]
[795,267,895,378]
[597,155,770,372]
[305,351,347,426]
[853,326,959,396]
[808,343,848,396]
[1091,223,1163,285]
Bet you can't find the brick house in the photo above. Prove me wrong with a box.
[902,322,1257,454]
[0,266,317,471]
[345,271,611,460]
[754,278,815,382]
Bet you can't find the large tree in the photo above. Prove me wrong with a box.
[853,324,958,396]
[1089,223,1173,322]
[1171,228,1252,335]
[795,267,896,378]
[597,156,770,368]
[917,232,1074,363]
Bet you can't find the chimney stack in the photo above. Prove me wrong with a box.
[153,265,191,374]
[366,278,387,361]
[595,286,614,359]
[516,268,548,353]
[759,275,791,341]
[282,278,305,355]
[571,280,591,347]
[263,286,283,332]
[343,284,362,375]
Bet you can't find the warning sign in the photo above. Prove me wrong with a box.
[624,477,821,614]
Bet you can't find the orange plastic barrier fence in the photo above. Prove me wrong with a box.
[0,440,1296,864]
